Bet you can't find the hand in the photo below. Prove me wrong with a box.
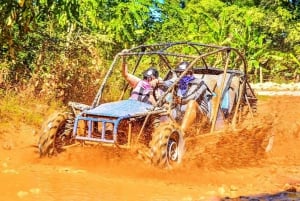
[121,49,129,54]
[150,78,160,87]
[174,96,182,104]
[121,49,129,63]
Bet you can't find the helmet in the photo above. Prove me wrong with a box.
[175,61,191,72]
[143,67,159,79]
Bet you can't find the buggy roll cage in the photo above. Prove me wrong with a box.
[90,42,255,132]
[92,42,248,108]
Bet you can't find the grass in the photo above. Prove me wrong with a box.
[256,95,271,101]
[0,90,63,128]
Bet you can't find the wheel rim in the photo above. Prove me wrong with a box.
[168,139,178,162]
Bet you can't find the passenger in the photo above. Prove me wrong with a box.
[121,50,159,105]
[162,61,213,133]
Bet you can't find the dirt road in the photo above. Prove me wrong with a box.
[0,95,300,201]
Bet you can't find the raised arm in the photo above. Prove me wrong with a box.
[121,51,140,88]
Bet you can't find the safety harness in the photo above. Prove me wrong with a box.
[130,80,152,104]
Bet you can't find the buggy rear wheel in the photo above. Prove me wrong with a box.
[38,112,68,157]
[150,123,184,168]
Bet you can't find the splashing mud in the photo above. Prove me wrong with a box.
[0,96,300,201]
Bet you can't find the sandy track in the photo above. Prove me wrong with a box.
[0,95,300,201]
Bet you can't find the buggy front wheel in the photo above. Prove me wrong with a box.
[149,123,185,168]
[38,112,69,157]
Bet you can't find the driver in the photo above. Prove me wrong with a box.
[121,50,159,105]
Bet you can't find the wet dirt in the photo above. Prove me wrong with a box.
[1,96,300,201]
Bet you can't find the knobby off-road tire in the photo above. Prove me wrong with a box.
[149,123,185,168]
[38,112,68,157]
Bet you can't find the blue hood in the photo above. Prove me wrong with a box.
[83,99,154,118]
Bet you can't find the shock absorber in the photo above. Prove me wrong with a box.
[61,111,75,142]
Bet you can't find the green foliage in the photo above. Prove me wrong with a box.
[0,0,299,103]
[148,1,186,42]
[26,33,106,105]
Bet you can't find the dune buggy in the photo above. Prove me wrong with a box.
[38,42,257,168]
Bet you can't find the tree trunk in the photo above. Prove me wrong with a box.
[260,66,263,83]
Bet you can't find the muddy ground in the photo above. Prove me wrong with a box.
[0,95,300,201]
